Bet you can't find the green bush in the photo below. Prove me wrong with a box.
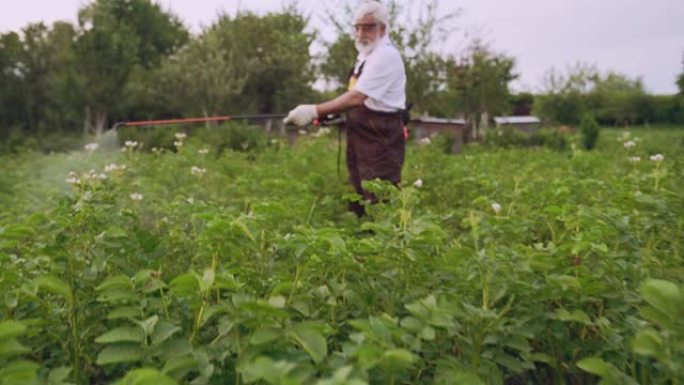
[0,129,82,154]
[580,114,600,150]
[482,128,527,148]
[429,131,460,154]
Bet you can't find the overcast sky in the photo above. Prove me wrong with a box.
[1,0,682,94]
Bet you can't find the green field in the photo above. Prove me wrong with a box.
[0,127,682,384]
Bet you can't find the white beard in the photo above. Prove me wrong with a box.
[355,39,378,55]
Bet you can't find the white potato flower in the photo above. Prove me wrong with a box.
[491,202,502,215]
[191,166,207,176]
[130,193,143,201]
[413,179,423,188]
[650,154,664,162]
[66,171,81,185]
[84,143,99,152]
[104,163,125,172]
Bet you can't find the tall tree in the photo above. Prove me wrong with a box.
[39,22,83,133]
[0,32,24,136]
[677,53,684,95]
[593,72,647,126]
[76,0,189,135]
[0,22,82,136]
[535,63,650,126]
[152,29,250,118]
[153,9,315,116]
[218,9,316,113]
[445,41,518,138]
[535,62,599,126]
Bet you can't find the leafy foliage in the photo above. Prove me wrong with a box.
[1,127,682,384]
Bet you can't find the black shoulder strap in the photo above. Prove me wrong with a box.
[348,61,366,79]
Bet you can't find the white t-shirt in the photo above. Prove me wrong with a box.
[353,37,406,112]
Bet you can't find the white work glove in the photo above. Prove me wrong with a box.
[283,104,318,127]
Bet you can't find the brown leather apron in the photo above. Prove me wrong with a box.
[346,104,405,217]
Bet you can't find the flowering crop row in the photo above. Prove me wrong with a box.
[0,128,682,384]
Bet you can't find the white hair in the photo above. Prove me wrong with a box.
[354,0,390,29]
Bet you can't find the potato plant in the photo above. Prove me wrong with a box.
[0,127,682,384]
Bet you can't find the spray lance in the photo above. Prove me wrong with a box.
[112,113,347,177]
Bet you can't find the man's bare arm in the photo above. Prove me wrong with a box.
[316,90,368,117]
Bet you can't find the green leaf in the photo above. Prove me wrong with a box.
[240,356,274,383]
[0,225,35,239]
[420,326,436,341]
[135,315,159,338]
[400,316,423,332]
[34,276,73,305]
[0,338,30,359]
[108,306,143,320]
[162,355,198,377]
[151,321,181,346]
[494,352,523,372]
[96,275,133,292]
[576,357,609,376]
[436,370,485,385]
[505,335,531,353]
[169,273,199,297]
[97,289,138,303]
[640,279,681,321]
[632,329,663,357]
[553,309,592,325]
[547,274,581,291]
[291,325,327,364]
[117,368,177,385]
[382,349,415,370]
[268,295,286,309]
[250,327,283,346]
[96,344,144,365]
[158,338,193,361]
[529,353,555,366]
[200,304,230,326]
[357,345,383,370]
[47,366,72,385]
[405,302,429,319]
[0,360,40,385]
[0,320,27,340]
[106,226,127,238]
[214,273,243,291]
[315,365,367,385]
[95,327,145,344]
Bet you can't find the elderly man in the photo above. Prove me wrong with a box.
[284,0,407,217]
